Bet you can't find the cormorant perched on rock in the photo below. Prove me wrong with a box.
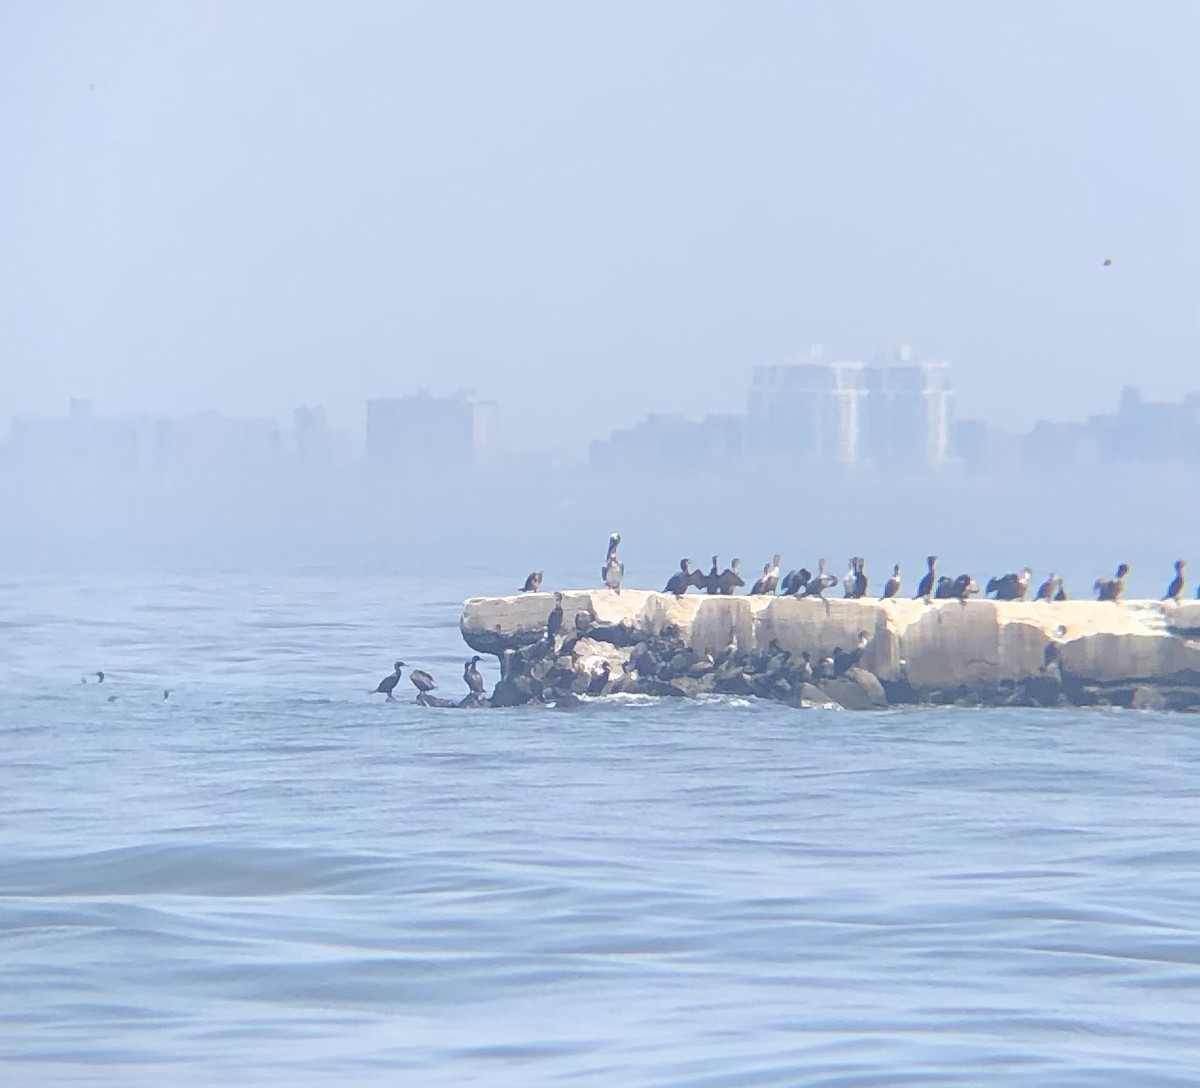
[714,626,738,666]
[916,556,937,600]
[1054,580,1069,602]
[585,660,611,696]
[833,631,870,676]
[574,609,594,634]
[704,556,721,595]
[664,559,695,596]
[521,571,543,593]
[750,554,782,595]
[546,592,564,642]
[1094,563,1130,601]
[986,568,1033,601]
[409,669,437,697]
[797,651,814,684]
[370,661,404,701]
[809,558,838,599]
[718,559,745,595]
[882,564,901,599]
[950,574,979,600]
[464,656,485,695]
[934,576,955,599]
[812,653,835,682]
[850,557,868,599]
[1165,560,1186,602]
[1034,573,1056,601]
[780,568,810,596]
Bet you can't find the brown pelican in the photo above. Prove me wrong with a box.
[1094,563,1130,602]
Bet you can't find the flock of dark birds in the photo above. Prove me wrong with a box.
[521,536,1192,606]
[366,533,1193,706]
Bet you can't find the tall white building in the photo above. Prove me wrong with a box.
[746,349,955,469]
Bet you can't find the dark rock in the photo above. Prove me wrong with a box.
[842,667,888,708]
[796,682,832,706]
[489,674,542,708]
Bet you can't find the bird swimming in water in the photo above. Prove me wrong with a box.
[95,671,105,683]
[163,689,170,701]
[718,558,745,595]
[464,656,485,695]
[916,556,937,600]
[1094,563,1130,601]
[547,592,564,643]
[882,564,901,599]
[1103,257,1113,267]
[370,661,405,701]
[1165,560,1186,603]
[107,694,117,703]
[664,559,695,597]
[521,571,543,593]
[409,668,437,697]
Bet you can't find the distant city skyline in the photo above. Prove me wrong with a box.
[3,2,1198,456]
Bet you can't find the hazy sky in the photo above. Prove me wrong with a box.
[2,1,1198,453]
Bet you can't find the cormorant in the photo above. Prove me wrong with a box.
[934,575,955,599]
[370,661,404,701]
[704,556,721,595]
[1054,580,1069,602]
[833,631,870,676]
[547,592,564,642]
[1094,563,1130,602]
[916,556,937,600]
[882,564,901,599]
[851,557,868,599]
[1165,560,1187,603]
[664,559,695,596]
[574,609,594,634]
[410,668,437,696]
[809,558,838,599]
[96,671,105,683]
[585,660,611,696]
[950,574,979,600]
[750,554,782,595]
[718,558,745,595]
[163,689,170,701]
[780,568,810,596]
[521,571,543,593]
[1034,573,1057,601]
[986,568,1033,601]
[464,656,485,695]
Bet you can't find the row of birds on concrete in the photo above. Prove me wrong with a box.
[522,535,1194,603]
[370,656,487,704]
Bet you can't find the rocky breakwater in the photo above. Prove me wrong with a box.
[461,591,1200,712]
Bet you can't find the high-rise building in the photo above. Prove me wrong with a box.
[366,391,499,471]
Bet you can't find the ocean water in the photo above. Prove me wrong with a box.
[2,564,1199,1087]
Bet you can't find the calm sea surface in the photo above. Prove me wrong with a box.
[2,565,1198,1087]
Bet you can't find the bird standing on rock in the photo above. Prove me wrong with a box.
[882,564,901,599]
[409,669,437,699]
[1095,563,1130,601]
[370,661,405,701]
[916,556,937,600]
[665,559,695,596]
[521,571,543,593]
[585,660,611,696]
[547,592,564,644]
[1165,560,1186,603]
[464,656,485,695]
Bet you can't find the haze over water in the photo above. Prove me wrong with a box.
[3,557,1199,1086]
